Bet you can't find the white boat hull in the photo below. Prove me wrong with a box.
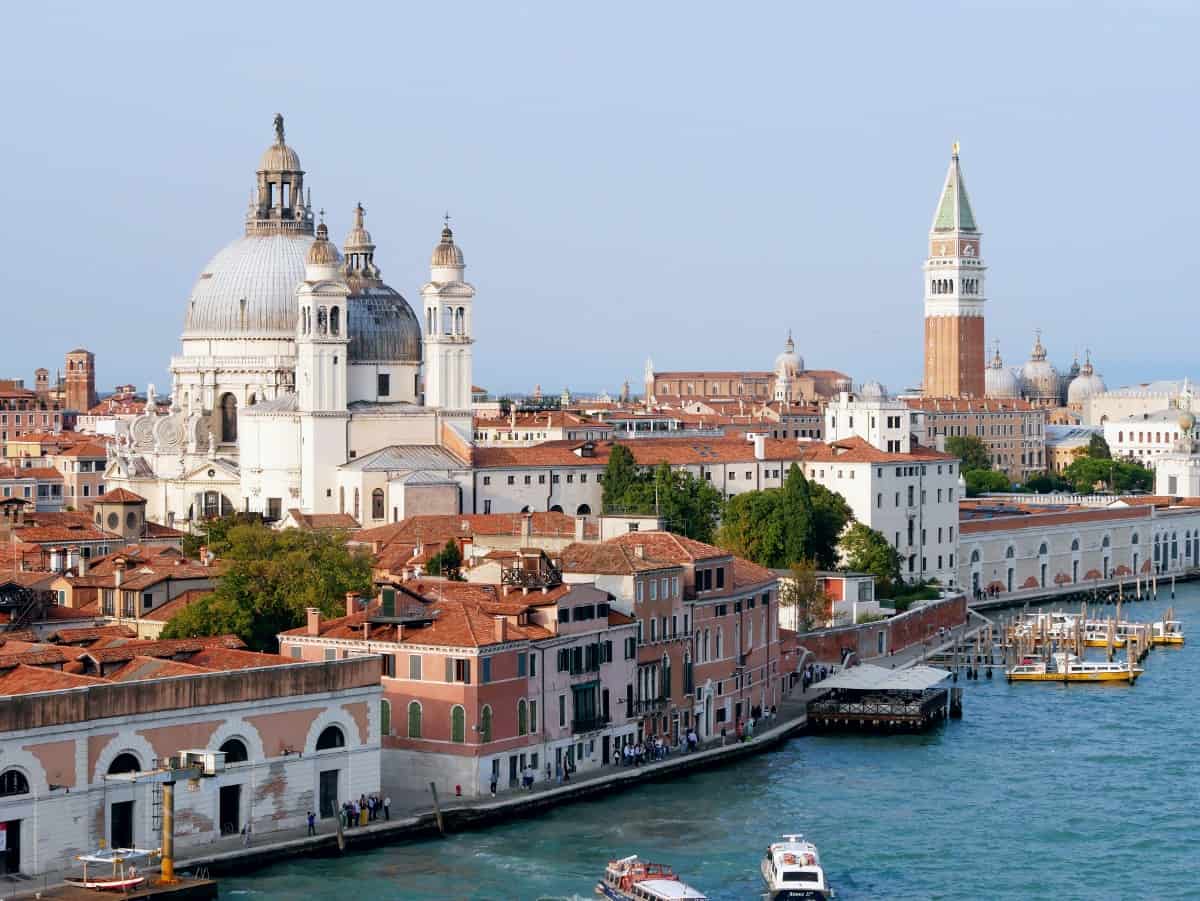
[760,856,831,900]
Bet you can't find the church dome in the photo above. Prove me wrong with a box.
[985,344,1021,398]
[431,225,464,268]
[1021,332,1061,399]
[182,233,313,338]
[347,288,422,364]
[259,142,301,172]
[307,222,341,267]
[774,331,803,376]
[1067,355,1106,406]
[859,380,886,400]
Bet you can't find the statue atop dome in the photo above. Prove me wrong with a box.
[273,112,285,144]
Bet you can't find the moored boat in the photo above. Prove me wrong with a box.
[1152,619,1185,646]
[64,847,157,891]
[1006,652,1142,683]
[761,834,831,900]
[596,855,707,901]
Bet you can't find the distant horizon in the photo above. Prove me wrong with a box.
[6,3,1198,398]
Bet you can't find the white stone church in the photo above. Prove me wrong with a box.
[106,116,476,528]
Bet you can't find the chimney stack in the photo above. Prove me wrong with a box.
[113,558,125,588]
[198,545,208,566]
[346,591,361,618]
[634,544,645,559]
[49,547,62,574]
[753,433,766,461]
[520,513,532,546]
[362,621,370,641]
[574,516,585,542]
[306,607,321,636]
[494,617,508,643]
[77,552,87,576]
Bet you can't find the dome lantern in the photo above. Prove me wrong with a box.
[246,114,313,237]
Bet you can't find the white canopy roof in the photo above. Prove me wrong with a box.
[819,663,950,692]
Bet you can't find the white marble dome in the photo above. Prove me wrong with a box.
[984,346,1021,398]
[1067,357,1106,406]
[1020,333,1061,399]
[859,380,886,400]
[774,331,803,376]
[182,233,314,339]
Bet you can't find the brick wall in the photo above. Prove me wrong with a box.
[794,593,967,663]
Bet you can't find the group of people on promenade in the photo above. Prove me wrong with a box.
[802,663,832,692]
[331,793,390,830]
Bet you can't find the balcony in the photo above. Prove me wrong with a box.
[630,697,668,716]
[571,715,610,734]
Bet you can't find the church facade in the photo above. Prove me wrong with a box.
[106,117,476,528]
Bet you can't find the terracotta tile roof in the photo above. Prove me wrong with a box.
[286,509,361,530]
[472,438,808,469]
[560,542,675,575]
[183,647,293,670]
[608,610,635,626]
[0,571,56,590]
[82,635,245,664]
[0,664,108,695]
[105,656,212,682]
[57,442,110,458]
[37,604,101,621]
[798,436,956,464]
[94,488,146,504]
[49,625,137,644]
[140,589,212,623]
[0,646,83,669]
[14,524,113,544]
[607,531,733,564]
[960,506,1152,535]
[905,397,1041,413]
[355,512,596,547]
[141,521,186,539]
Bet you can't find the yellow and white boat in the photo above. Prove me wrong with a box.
[1006,653,1142,684]
[1152,620,1185,647]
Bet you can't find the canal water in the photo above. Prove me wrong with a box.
[221,587,1200,900]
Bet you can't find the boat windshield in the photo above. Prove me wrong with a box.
[782,871,822,883]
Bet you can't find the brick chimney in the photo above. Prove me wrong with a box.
[346,591,360,617]
[362,621,370,641]
[77,552,87,576]
[306,607,321,636]
[574,516,585,542]
[520,513,532,546]
[494,617,508,643]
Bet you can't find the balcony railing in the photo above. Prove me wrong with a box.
[571,715,610,734]
[630,698,668,716]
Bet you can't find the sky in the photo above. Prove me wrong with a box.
[3,1,1198,398]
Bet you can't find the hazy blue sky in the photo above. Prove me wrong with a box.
[4,1,1197,397]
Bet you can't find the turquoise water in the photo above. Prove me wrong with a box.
[220,588,1200,900]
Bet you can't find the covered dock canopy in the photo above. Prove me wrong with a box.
[818,663,951,692]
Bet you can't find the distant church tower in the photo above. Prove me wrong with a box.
[421,222,474,411]
[923,144,986,398]
[296,220,350,512]
[65,348,97,412]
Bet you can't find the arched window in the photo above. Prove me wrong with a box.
[380,700,391,737]
[339,486,345,514]
[450,706,466,743]
[1005,546,1015,559]
[517,699,528,736]
[407,701,422,738]
[108,752,141,775]
[330,306,341,336]
[1038,543,1048,556]
[219,393,238,443]
[576,504,591,516]
[480,705,493,743]
[219,738,248,764]
[454,307,464,335]
[371,489,385,521]
[970,549,980,564]
[549,505,563,513]
[1102,535,1111,549]
[353,488,360,521]
[1071,538,1080,552]
[316,725,345,751]
[443,306,453,335]
[317,306,328,334]
[0,770,29,796]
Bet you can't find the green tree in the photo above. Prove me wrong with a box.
[1061,456,1152,494]
[945,435,992,471]
[964,468,1011,497]
[1087,433,1112,460]
[161,521,374,651]
[601,444,640,513]
[426,539,464,579]
[778,560,826,633]
[1022,472,1071,493]
[839,522,902,597]
[717,466,851,570]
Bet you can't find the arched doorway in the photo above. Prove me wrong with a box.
[576,504,591,516]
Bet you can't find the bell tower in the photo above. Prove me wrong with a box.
[65,348,97,412]
[421,220,475,411]
[923,143,986,398]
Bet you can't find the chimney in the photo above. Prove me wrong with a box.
[199,545,208,566]
[49,547,62,574]
[77,552,87,576]
[362,621,370,641]
[936,435,947,453]
[306,607,321,636]
[396,623,404,641]
[494,616,508,643]
[574,516,585,542]
[113,558,125,588]
[753,434,766,460]
[346,591,360,617]
[634,544,645,559]
[520,513,532,546]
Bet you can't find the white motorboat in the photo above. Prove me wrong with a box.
[761,834,831,900]
[596,855,707,900]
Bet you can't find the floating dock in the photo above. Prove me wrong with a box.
[805,664,960,731]
[40,877,217,901]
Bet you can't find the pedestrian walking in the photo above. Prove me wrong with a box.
[384,795,391,820]
[306,810,316,836]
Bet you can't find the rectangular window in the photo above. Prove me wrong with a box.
[383,654,397,678]
[481,657,492,683]
[290,645,302,659]
[715,567,725,589]
[324,648,336,662]
[377,373,391,397]
[529,700,537,733]
[483,476,491,486]
[538,474,546,484]
[558,694,566,727]
[636,582,643,602]
[517,654,527,677]
[650,580,657,601]
[507,476,515,485]
[566,473,574,483]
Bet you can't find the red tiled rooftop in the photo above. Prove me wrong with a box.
[0,665,108,695]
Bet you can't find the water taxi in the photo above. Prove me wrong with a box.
[1152,620,1185,646]
[596,856,707,901]
[761,834,831,900]
[1006,653,1142,683]
[64,847,157,891]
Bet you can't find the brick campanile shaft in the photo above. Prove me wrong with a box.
[922,143,985,398]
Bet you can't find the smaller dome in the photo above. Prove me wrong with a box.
[344,202,373,250]
[1066,353,1106,405]
[774,331,803,375]
[859,380,886,400]
[259,143,302,172]
[985,343,1021,398]
[431,225,464,268]
[307,222,341,266]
